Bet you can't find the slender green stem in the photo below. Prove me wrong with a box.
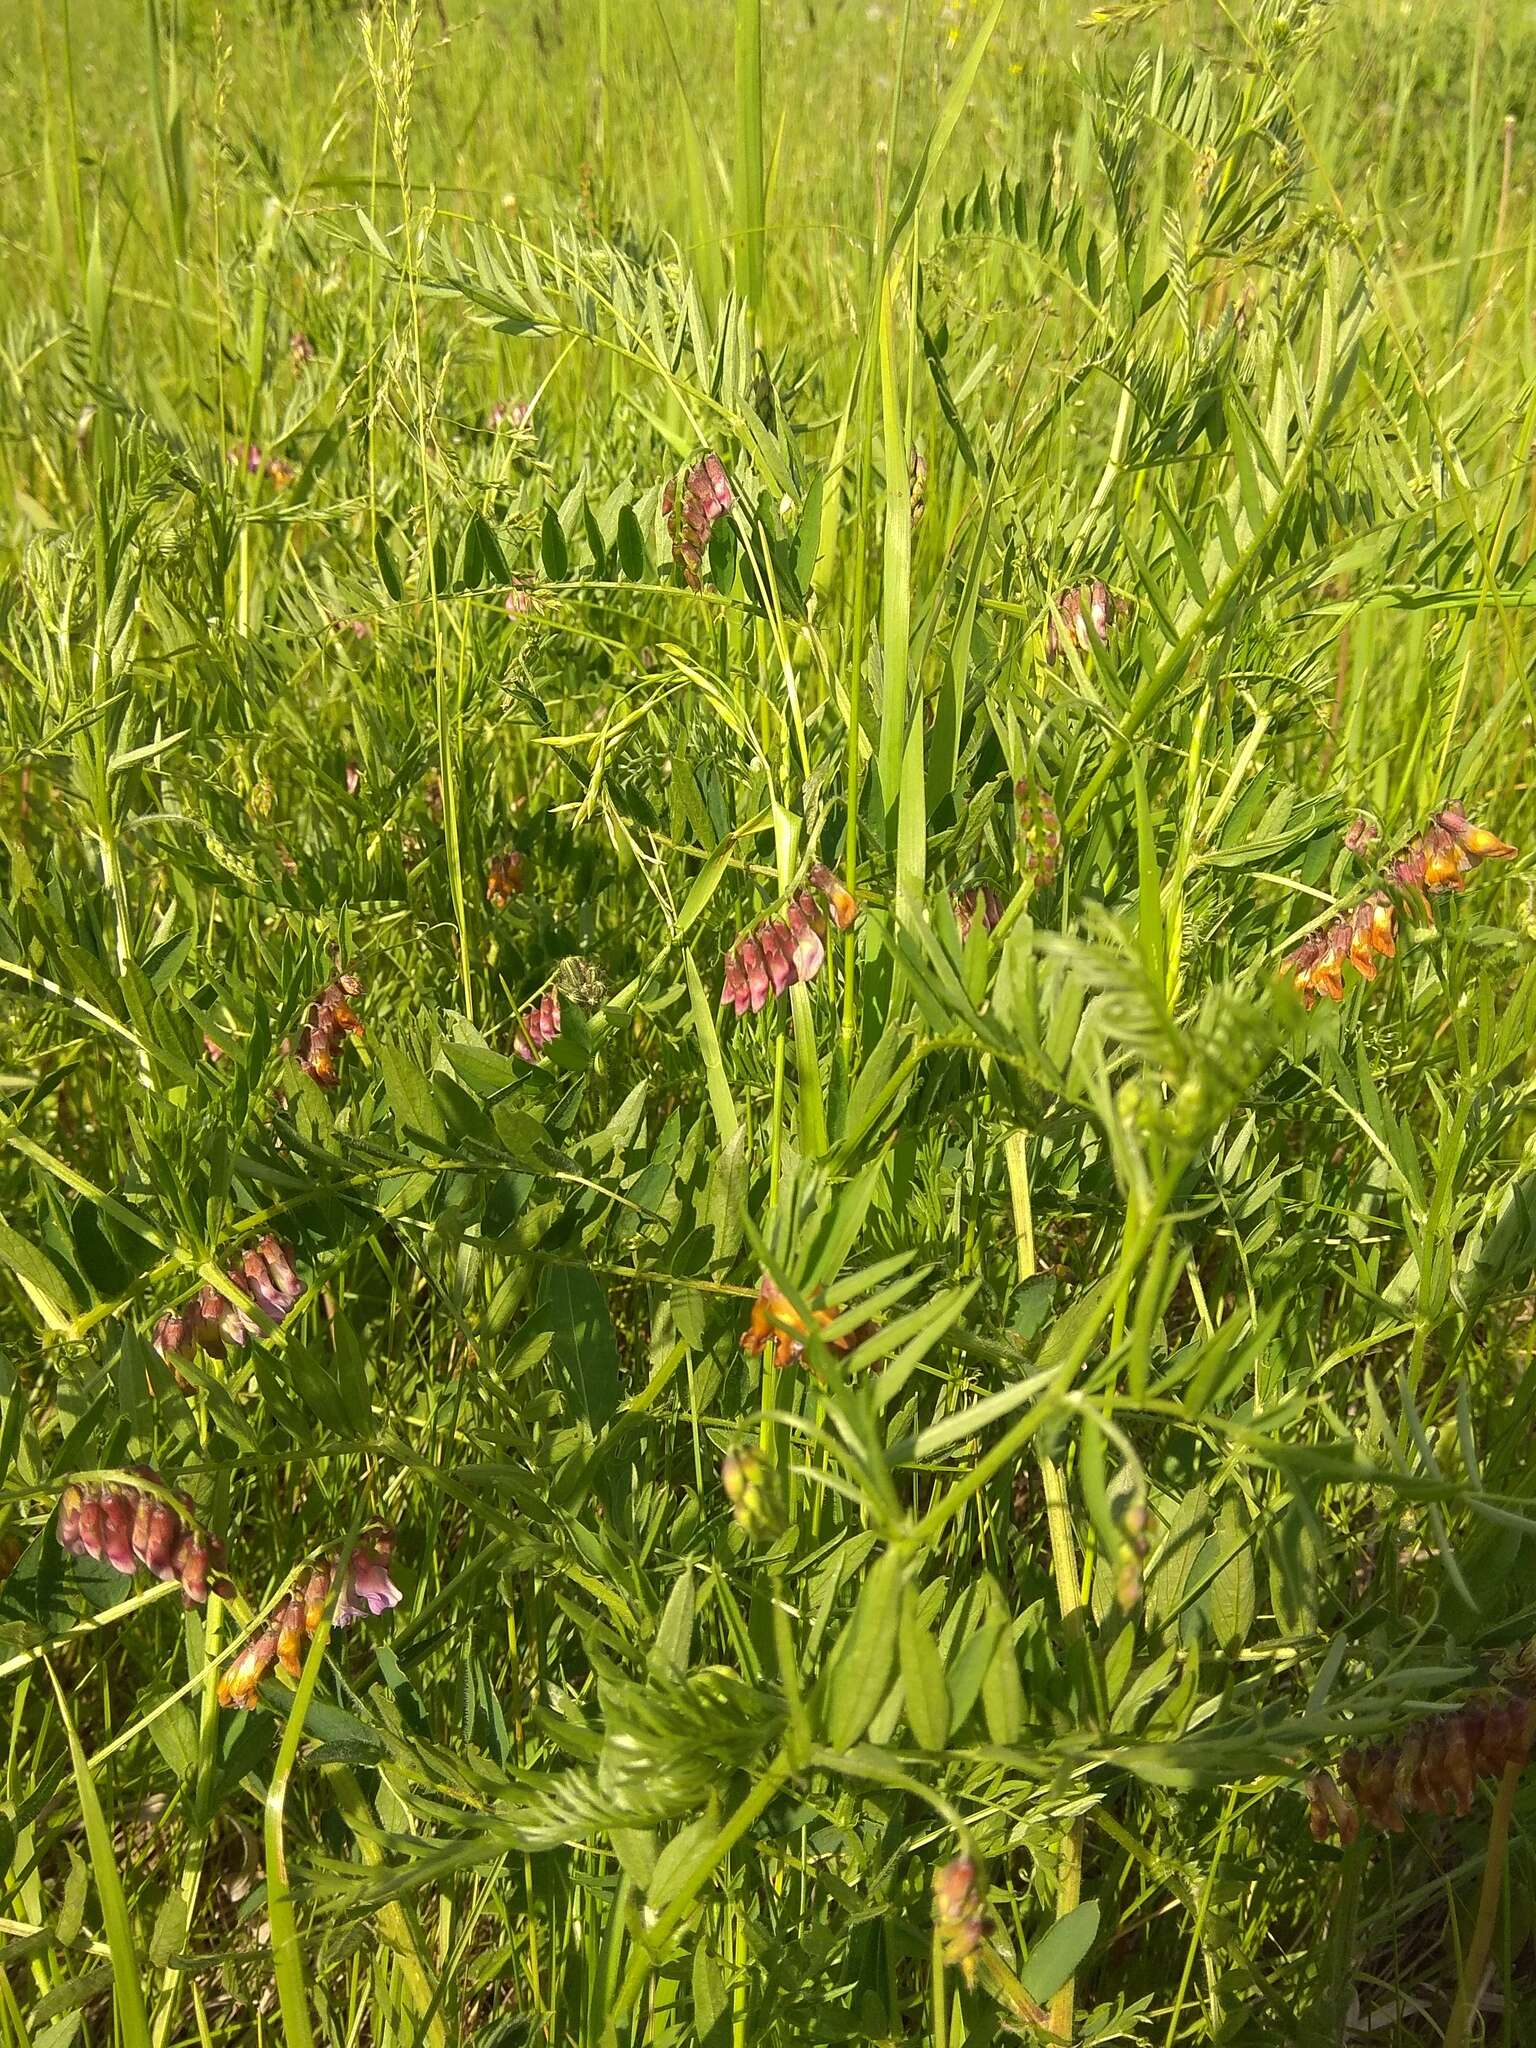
[264,1614,332,2048]
[733,0,765,320]
[1444,1762,1520,2048]
[608,1748,795,2029]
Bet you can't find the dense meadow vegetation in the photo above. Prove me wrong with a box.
[6,0,1536,2040]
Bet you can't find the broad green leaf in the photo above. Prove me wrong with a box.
[824,1550,902,1749]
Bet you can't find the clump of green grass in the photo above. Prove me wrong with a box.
[3,0,1536,2041]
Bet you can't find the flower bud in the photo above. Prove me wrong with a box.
[1016,779,1061,888]
[514,990,562,1061]
[721,1445,787,1543]
[932,1854,992,1986]
[908,447,928,530]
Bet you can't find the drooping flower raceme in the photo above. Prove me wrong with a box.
[57,1468,233,1606]
[663,452,734,590]
[1306,1690,1536,1844]
[932,1855,993,1987]
[1286,804,1515,1008]
[719,865,855,1020]
[294,973,364,1088]
[218,1524,402,1711]
[1385,801,1516,898]
[152,1237,305,1363]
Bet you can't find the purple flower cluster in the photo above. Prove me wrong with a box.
[57,1468,233,1605]
[719,865,855,1019]
[219,1525,402,1711]
[515,990,562,1061]
[152,1237,305,1364]
[663,453,734,589]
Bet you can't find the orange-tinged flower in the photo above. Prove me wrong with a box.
[1287,799,1514,1007]
[295,973,364,1089]
[809,862,858,932]
[1386,803,1515,899]
[220,1527,401,1711]
[1422,825,1467,892]
[740,1275,872,1372]
[218,1626,280,1710]
[932,1855,993,1987]
[276,1593,308,1678]
[1346,894,1396,981]
[486,850,526,907]
[1436,802,1516,862]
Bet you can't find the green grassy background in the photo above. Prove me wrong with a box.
[4,1,1536,2043]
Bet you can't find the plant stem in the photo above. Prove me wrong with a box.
[608,1748,794,2029]
[1444,1761,1520,2048]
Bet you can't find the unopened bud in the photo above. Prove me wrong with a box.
[932,1854,992,1986]
[721,1445,787,1543]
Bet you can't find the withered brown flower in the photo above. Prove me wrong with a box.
[486,850,527,907]
[953,886,1003,940]
[295,974,363,1088]
[909,447,928,530]
[1307,1691,1536,1843]
[1043,581,1131,664]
